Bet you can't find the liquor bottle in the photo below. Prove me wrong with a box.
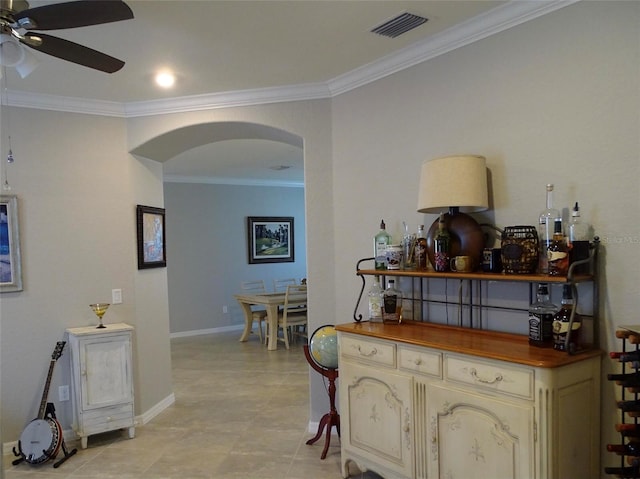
[528,283,558,347]
[604,465,640,478]
[374,220,391,270]
[547,219,569,276]
[611,351,640,362]
[367,276,383,322]
[538,184,561,274]
[568,201,591,275]
[415,225,428,271]
[607,442,640,456]
[552,284,582,352]
[433,213,450,272]
[382,279,402,324]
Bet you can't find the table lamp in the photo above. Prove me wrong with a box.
[417,155,489,270]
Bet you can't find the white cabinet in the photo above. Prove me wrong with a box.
[337,323,601,479]
[66,323,135,449]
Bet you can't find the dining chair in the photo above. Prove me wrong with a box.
[273,277,297,292]
[277,284,308,349]
[240,280,268,343]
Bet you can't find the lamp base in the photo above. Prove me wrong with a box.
[426,209,485,271]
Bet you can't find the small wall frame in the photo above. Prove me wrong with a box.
[136,205,166,269]
[0,195,22,292]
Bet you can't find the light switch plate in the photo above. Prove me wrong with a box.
[112,289,123,304]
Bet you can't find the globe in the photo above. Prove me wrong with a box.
[309,325,338,370]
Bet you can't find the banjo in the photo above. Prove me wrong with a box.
[17,341,65,465]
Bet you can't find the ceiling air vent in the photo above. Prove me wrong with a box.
[371,12,428,38]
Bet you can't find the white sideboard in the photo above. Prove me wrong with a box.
[336,321,601,479]
[66,323,135,449]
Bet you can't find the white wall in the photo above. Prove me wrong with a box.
[0,108,173,442]
[164,182,306,334]
[331,1,639,469]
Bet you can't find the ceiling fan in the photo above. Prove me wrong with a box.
[0,0,133,76]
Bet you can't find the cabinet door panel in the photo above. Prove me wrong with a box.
[340,361,413,478]
[80,336,133,409]
[427,383,533,479]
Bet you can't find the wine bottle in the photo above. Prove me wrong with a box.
[382,279,402,324]
[538,184,561,274]
[617,424,640,438]
[604,465,640,478]
[552,284,582,352]
[433,213,450,272]
[568,201,590,275]
[547,219,569,276]
[367,276,383,322]
[607,442,640,456]
[374,220,391,270]
[617,400,640,412]
[612,351,640,362]
[415,225,428,271]
[528,283,558,347]
[608,373,640,387]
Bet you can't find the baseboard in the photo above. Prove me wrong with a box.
[169,324,244,339]
[3,393,177,456]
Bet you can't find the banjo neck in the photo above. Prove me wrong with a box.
[38,342,66,419]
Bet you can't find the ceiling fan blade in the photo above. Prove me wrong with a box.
[14,0,133,30]
[20,32,124,73]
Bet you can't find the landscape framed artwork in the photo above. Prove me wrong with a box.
[0,195,23,293]
[136,204,166,269]
[247,216,294,264]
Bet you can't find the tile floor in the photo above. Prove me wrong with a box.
[4,331,383,478]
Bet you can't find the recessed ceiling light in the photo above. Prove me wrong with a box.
[155,71,175,88]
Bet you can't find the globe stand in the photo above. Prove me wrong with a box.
[303,344,340,460]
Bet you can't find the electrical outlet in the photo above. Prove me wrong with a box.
[112,288,123,304]
[222,305,228,314]
[59,385,69,402]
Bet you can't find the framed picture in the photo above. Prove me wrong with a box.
[136,205,166,269]
[1,195,23,293]
[247,216,294,264]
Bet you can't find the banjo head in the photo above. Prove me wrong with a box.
[19,418,61,464]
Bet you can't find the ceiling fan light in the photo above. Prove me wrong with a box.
[0,34,25,67]
[15,48,39,78]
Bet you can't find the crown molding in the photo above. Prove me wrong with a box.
[4,0,578,117]
[163,175,304,188]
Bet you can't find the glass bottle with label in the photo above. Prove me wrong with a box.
[374,220,391,270]
[367,276,383,322]
[433,213,450,272]
[382,279,402,324]
[547,219,568,276]
[552,284,582,352]
[568,202,590,275]
[538,184,561,274]
[528,283,558,347]
[415,225,428,271]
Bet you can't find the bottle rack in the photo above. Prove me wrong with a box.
[605,326,640,478]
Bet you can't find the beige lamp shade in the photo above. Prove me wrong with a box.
[417,155,488,213]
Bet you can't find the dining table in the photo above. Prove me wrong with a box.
[235,289,308,350]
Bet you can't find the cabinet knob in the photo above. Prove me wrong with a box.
[413,358,423,366]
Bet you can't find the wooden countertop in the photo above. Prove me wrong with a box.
[335,321,602,368]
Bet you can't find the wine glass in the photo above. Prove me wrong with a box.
[89,303,110,329]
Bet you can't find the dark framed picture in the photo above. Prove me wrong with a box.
[0,195,23,292]
[247,216,294,264]
[136,205,166,269]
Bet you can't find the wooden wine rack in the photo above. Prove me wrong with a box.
[606,326,640,478]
